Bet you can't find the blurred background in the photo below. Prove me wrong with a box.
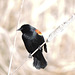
[0,0,75,75]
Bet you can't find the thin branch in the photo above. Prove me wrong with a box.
[31,13,75,56]
[31,42,46,56]
[47,13,75,42]
[8,0,25,75]
[11,58,28,75]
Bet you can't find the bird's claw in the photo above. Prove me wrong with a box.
[28,53,32,58]
[38,46,41,50]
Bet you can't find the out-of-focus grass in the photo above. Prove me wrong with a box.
[0,0,75,75]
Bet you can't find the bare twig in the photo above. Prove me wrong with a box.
[8,0,25,75]
[31,13,75,56]
[47,13,75,42]
[11,58,28,75]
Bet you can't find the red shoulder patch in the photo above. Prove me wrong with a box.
[35,29,42,35]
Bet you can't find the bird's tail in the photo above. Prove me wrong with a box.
[33,53,47,69]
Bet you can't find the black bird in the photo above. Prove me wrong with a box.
[18,24,47,69]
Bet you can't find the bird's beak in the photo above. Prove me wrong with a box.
[17,28,21,31]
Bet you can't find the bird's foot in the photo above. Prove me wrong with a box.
[28,53,32,58]
[38,46,41,50]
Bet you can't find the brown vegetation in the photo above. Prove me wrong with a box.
[0,0,75,75]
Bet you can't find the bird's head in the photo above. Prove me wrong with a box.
[17,24,31,33]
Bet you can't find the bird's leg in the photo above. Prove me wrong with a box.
[28,53,32,58]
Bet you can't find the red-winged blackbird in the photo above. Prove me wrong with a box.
[18,24,47,69]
